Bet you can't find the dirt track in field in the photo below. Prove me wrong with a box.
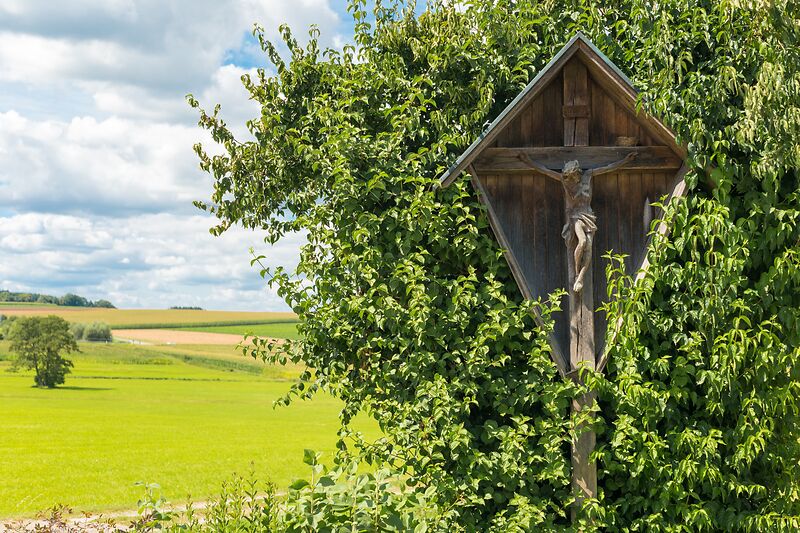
[112,329,253,345]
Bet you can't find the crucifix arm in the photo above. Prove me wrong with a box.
[517,152,563,180]
[590,152,638,176]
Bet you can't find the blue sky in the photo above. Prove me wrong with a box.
[0,1,353,310]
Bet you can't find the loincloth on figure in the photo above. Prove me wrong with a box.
[561,210,597,241]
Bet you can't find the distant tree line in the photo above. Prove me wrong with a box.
[0,290,115,308]
[169,306,203,310]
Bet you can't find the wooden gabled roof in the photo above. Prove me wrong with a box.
[437,33,689,376]
[438,32,686,188]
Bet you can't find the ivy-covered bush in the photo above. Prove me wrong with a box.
[191,1,800,530]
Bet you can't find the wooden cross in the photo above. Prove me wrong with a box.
[517,149,639,513]
[437,33,689,523]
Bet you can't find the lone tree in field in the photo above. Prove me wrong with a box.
[9,316,78,388]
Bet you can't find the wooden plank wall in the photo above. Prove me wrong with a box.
[591,170,672,349]
[475,62,677,356]
[480,173,570,352]
[494,73,657,149]
[494,72,564,149]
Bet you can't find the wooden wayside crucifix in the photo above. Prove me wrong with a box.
[437,33,688,520]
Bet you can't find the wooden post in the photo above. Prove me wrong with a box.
[563,59,597,518]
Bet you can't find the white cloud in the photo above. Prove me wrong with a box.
[0,212,304,310]
[197,64,264,138]
[0,0,343,123]
[0,0,343,310]
[0,110,207,215]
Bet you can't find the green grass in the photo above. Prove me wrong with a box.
[0,341,373,519]
[177,321,302,340]
[115,320,295,330]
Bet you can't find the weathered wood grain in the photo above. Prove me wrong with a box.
[470,167,570,375]
[563,60,597,512]
[562,104,590,118]
[571,390,597,521]
[591,171,610,351]
[577,40,687,159]
[563,61,577,146]
[589,80,605,146]
[474,146,682,173]
[631,172,644,268]
[596,164,688,372]
[532,173,547,304]
[546,75,565,145]
[574,61,590,146]
[469,169,530,300]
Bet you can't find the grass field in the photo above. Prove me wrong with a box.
[177,322,301,340]
[0,306,296,329]
[0,340,371,519]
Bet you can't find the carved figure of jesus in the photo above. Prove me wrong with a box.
[519,152,638,293]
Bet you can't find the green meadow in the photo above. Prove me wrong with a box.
[0,340,371,519]
[177,321,301,340]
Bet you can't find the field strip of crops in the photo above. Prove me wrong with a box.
[0,306,297,328]
[113,329,260,345]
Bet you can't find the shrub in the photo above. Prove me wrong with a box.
[69,322,85,341]
[82,322,113,342]
[130,453,444,532]
[70,321,113,342]
[0,314,16,340]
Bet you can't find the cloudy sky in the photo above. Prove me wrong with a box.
[0,1,352,311]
